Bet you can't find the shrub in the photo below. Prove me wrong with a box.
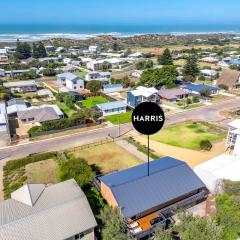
[200,140,212,151]
[218,84,229,91]
[192,96,200,103]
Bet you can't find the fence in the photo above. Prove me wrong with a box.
[70,138,113,152]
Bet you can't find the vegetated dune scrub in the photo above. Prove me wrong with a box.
[150,121,226,150]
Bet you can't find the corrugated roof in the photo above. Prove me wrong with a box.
[97,101,127,111]
[104,84,123,89]
[99,157,206,218]
[217,69,240,88]
[0,179,97,240]
[3,80,36,88]
[57,72,79,81]
[158,88,191,100]
[184,83,219,92]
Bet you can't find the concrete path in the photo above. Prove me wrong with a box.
[115,139,151,162]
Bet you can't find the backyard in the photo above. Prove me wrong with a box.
[75,71,87,77]
[57,101,76,117]
[82,96,108,108]
[25,159,58,184]
[106,111,132,124]
[69,142,143,173]
[150,121,227,150]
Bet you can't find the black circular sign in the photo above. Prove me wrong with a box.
[132,102,165,135]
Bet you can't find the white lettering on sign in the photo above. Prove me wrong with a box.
[133,115,164,122]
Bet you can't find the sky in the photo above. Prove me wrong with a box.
[1,0,240,25]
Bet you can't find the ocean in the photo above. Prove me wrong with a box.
[0,23,240,42]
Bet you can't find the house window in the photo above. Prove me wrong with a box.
[75,233,84,239]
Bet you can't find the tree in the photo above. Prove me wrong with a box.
[112,42,120,52]
[200,89,211,98]
[183,54,200,79]
[153,224,172,240]
[175,212,223,240]
[15,40,31,59]
[99,206,129,240]
[32,42,47,58]
[42,68,56,76]
[198,75,206,81]
[121,76,131,88]
[140,65,178,88]
[86,80,103,93]
[38,42,47,58]
[63,94,75,109]
[59,156,95,189]
[158,48,173,65]
[215,194,240,240]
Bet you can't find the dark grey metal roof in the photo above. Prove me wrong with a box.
[99,157,206,218]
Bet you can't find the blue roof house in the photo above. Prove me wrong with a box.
[95,157,208,239]
[184,82,219,95]
[96,101,127,116]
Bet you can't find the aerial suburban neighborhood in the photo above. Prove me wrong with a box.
[1,1,240,239]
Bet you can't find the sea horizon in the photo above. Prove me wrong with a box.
[1,23,240,42]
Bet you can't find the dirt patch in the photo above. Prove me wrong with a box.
[134,135,225,168]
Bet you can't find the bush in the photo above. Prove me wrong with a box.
[218,84,229,91]
[200,140,212,151]
[192,96,200,103]
[4,152,56,172]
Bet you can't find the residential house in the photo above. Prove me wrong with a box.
[95,157,207,239]
[0,69,5,77]
[0,55,9,65]
[226,119,240,156]
[183,82,219,95]
[88,45,101,52]
[0,179,97,240]
[132,70,143,78]
[0,102,7,132]
[85,72,111,84]
[6,98,29,116]
[39,57,63,63]
[45,45,55,52]
[127,86,160,108]
[200,69,218,78]
[194,154,240,194]
[103,84,123,93]
[217,69,240,89]
[4,69,34,78]
[57,72,84,90]
[200,57,219,64]
[158,88,191,102]
[18,105,64,124]
[87,59,111,71]
[96,101,127,116]
[128,52,143,58]
[3,80,37,93]
[0,48,7,56]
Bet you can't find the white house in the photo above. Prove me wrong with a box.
[0,102,7,132]
[88,45,101,53]
[87,59,111,71]
[103,84,123,93]
[0,49,7,56]
[85,72,111,83]
[97,101,127,116]
[200,69,218,78]
[57,72,84,90]
[0,179,97,240]
[226,119,240,156]
[128,52,143,58]
[132,70,143,78]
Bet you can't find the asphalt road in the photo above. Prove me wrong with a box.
[0,98,239,162]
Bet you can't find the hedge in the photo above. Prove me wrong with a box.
[4,152,57,173]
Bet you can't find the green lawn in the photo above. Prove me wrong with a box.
[82,96,108,108]
[151,122,226,150]
[57,102,76,117]
[185,103,204,110]
[106,112,132,124]
[75,71,87,77]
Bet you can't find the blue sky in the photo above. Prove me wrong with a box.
[1,0,240,25]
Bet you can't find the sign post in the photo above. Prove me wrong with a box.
[132,102,165,176]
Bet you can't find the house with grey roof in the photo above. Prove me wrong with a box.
[18,105,64,124]
[96,101,127,116]
[57,72,84,90]
[95,157,208,239]
[85,72,111,84]
[6,98,29,116]
[3,80,37,93]
[158,88,191,102]
[0,179,97,240]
